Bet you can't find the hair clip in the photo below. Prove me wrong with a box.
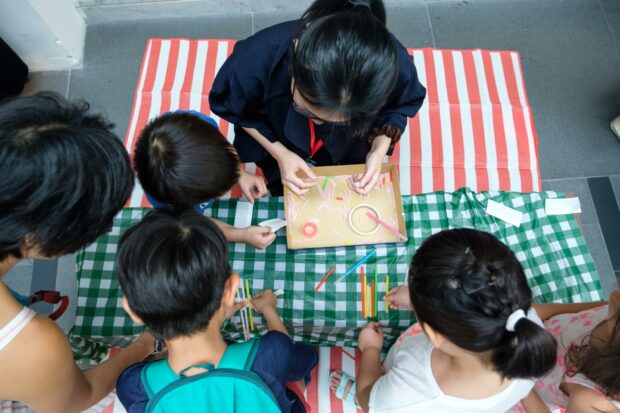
[465,280,497,295]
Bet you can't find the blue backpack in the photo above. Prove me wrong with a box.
[141,339,281,413]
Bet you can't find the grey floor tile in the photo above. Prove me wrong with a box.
[540,178,599,225]
[386,3,435,48]
[601,0,620,51]
[252,10,299,34]
[540,179,554,191]
[22,71,71,97]
[3,265,33,298]
[55,254,78,334]
[582,223,617,298]
[610,174,620,211]
[428,0,620,181]
[69,14,252,139]
[588,176,620,270]
[30,259,59,314]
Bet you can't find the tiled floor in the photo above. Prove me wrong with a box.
[5,0,620,331]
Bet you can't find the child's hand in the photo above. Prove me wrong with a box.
[250,290,278,316]
[358,322,384,352]
[238,170,268,203]
[242,226,276,249]
[384,285,413,311]
[225,300,248,320]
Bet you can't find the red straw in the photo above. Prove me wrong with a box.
[314,265,335,292]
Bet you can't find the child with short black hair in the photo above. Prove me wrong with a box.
[133,111,275,249]
[115,209,317,412]
[331,228,557,412]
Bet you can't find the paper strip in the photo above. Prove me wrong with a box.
[545,197,581,215]
[258,218,288,233]
[486,200,523,227]
[234,201,253,228]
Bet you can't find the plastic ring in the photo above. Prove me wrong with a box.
[348,204,380,236]
[302,222,318,238]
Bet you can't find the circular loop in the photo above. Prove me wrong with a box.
[349,204,381,236]
[301,221,318,238]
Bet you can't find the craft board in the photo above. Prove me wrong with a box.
[284,164,407,249]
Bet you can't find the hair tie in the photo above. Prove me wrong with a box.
[349,0,371,9]
[505,309,526,332]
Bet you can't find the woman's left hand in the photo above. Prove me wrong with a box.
[353,135,391,195]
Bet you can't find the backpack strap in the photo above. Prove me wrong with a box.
[142,338,262,397]
[218,338,261,371]
[142,359,180,398]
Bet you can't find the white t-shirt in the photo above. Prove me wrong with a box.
[369,324,537,413]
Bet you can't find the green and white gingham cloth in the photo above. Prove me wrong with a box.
[71,189,602,362]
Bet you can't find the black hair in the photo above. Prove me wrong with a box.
[293,0,398,135]
[408,228,557,380]
[133,112,240,208]
[0,92,133,261]
[116,209,232,339]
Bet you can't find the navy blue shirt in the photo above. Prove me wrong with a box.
[209,20,426,173]
[116,332,317,413]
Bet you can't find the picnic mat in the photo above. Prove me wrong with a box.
[122,39,540,207]
[71,188,602,363]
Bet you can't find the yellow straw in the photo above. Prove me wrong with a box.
[385,275,390,313]
[245,279,255,331]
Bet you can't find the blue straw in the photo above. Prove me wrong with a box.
[336,249,377,282]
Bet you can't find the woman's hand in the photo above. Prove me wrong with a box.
[384,285,414,311]
[353,134,391,195]
[238,169,267,203]
[274,147,317,195]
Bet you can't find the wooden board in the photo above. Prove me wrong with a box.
[284,164,407,249]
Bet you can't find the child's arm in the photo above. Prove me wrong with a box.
[520,390,552,413]
[250,290,288,336]
[237,169,267,204]
[210,218,275,249]
[533,301,607,322]
[356,322,384,412]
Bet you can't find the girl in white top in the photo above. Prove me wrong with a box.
[330,228,557,413]
[0,93,155,412]
[519,290,620,413]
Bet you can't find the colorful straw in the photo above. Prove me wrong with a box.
[240,284,251,337]
[315,265,335,292]
[371,279,375,318]
[337,249,377,282]
[244,279,255,331]
[385,275,390,313]
[236,289,249,340]
[360,272,366,318]
[366,211,406,241]
[374,270,378,318]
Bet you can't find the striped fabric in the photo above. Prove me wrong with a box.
[123,39,540,207]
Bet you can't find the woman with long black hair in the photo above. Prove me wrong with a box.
[209,0,426,196]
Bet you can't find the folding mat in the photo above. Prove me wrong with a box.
[123,39,540,206]
[46,40,547,413]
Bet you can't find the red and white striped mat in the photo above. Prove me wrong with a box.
[123,39,540,207]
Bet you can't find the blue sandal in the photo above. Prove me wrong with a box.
[330,370,360,408]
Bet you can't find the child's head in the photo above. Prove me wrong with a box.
[116,209,237,339]
[133,112,240,208]
[565,294,620,400]
[408,228,556,380]
[0,92,133,261]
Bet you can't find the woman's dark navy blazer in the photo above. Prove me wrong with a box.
[209,20,426,174]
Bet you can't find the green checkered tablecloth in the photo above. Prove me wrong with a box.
[71,188,602,362]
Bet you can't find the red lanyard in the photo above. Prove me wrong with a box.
[308,119,324,157]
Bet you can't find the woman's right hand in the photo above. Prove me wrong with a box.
[384,285,414,311]
[275,147,317,195]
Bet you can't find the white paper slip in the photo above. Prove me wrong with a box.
[274,288,284,297]
[233,201,253,228]
[545,197,581,215]
[258,218,288,233]
[486,200,524,227]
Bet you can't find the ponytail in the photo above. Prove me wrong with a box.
[492,314,557,379]
[408,229,557,380]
